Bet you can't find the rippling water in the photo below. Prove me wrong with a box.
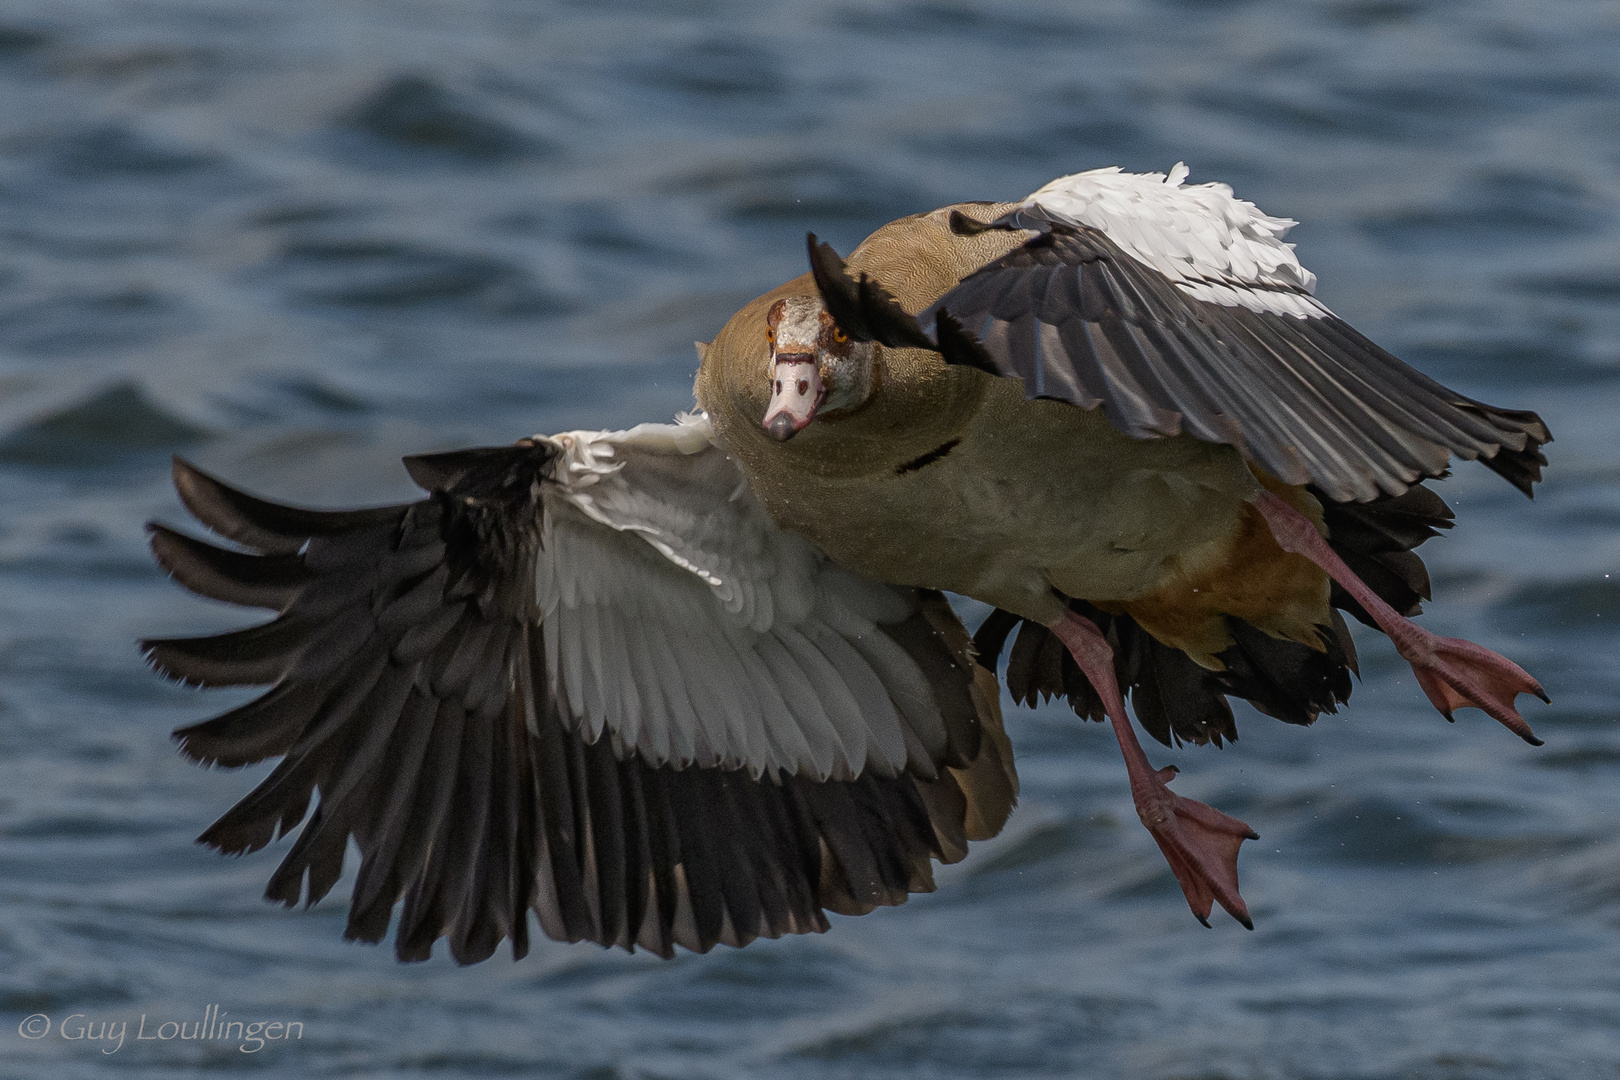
[1,1,1618,1076]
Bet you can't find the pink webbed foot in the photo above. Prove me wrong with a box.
[1132,761,1259,929]
[1051,611,1258,929]
[1404,632,1548,745]
[1253,490,1547,745]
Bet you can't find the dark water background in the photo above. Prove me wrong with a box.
[0,1,1618,1077]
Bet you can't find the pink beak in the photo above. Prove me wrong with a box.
[763,355,823,442]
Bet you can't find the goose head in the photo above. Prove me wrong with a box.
[762,296,877,441]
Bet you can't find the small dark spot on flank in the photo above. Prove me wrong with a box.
[896,438,961,475]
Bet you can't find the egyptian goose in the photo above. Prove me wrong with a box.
[146,164,1549,960]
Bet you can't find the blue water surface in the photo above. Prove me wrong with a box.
[0,1,1618,1077]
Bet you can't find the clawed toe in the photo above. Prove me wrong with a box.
[1139,773,1258,929]
[1407,633,1546,745]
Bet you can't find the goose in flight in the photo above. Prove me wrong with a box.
[146,163,1549,961]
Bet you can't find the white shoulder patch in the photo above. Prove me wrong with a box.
[530,412,944,783]
[543,412,745,597]
[1021,164,1331,319]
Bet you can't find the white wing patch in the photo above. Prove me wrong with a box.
[535,414,945,783]
[1021,164,1332,319]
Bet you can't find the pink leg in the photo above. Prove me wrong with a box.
[1253,490,1547,744]
[1051,611,1258,929]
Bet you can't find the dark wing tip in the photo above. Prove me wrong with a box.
[806,232,862,332]
[171,726,237,768]
[1482,439,1549,499]
[169,456,272,550]
[804,233,934,350]
[169,455,401,551]
[137,636,179,682]
[856,273,937,350]
[1451,400,1551,497]
[139,634,222,687]
[147,521,311,610]
[934,308,1002,376]
[152,444,558,963]
[139,624,293,689]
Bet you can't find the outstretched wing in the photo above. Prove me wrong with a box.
[144,417,1015,963]
[814,166,1551,503]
